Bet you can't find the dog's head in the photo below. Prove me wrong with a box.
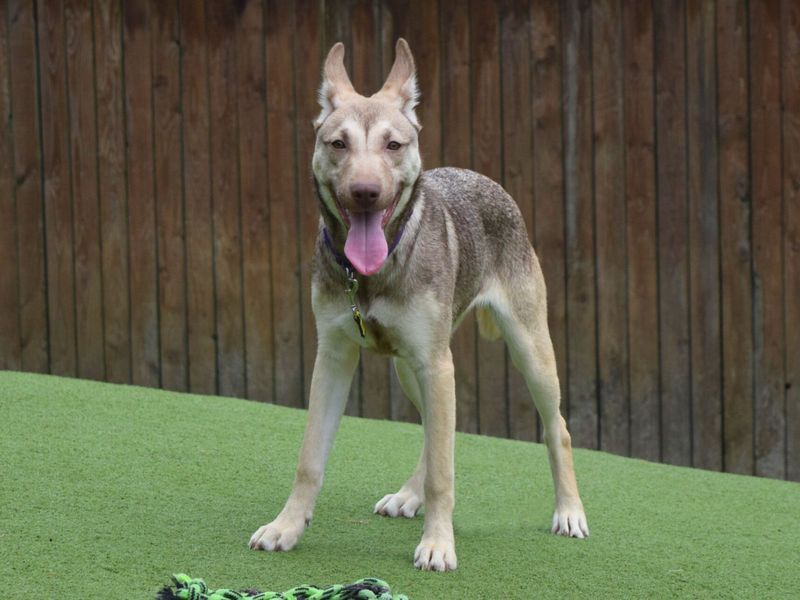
[312,39,422,276]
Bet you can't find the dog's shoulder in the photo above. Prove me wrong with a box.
[418,167,505,203]
[418,167,522,227]
[418,167,528,247]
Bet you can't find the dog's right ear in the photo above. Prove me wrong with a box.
[314,43,356,130]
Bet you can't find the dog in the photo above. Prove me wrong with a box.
[249,39,589,572]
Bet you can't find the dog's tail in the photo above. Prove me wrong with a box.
[476,307,502,341]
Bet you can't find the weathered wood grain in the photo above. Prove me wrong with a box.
[180,0,216,395]
[593,0,629,456]
[95,0,131,384]
[717,0,754,475]
[562,0,597,449]
[237,0,273,403]
[783,0,800,482]
[750,0,785,478]
[207,1,246,398]
[38,0,76,377]
[124,0,159,386]
[686,0,722,470]
[9,0,48,373]
[266,0,303,407]
[623,0,659,462]
[0,0,20,370]
[654,0,691,466]
[152,0,187,391]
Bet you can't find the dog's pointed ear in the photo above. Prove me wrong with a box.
[315,42,357,130]
[373,38,420,129]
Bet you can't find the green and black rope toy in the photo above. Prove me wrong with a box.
[156,573,409,600]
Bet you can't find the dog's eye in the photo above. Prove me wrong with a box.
[387,141,402,151]
[331,140,346,149]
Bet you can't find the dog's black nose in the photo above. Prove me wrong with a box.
[350,183,381,208]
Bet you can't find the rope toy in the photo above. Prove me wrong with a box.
[156,573,410,600]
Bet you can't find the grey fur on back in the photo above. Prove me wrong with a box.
[314,167,534,325]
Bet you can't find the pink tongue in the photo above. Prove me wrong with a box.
[344,211,388,276]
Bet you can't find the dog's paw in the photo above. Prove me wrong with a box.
[374,488,423,518]
[413,536,457,571]
[248,516,306,552]
[551,503,589,538]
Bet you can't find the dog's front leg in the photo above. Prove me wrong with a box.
[249,336,359,552]
[412,349,457,571]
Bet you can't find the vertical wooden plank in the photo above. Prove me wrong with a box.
[654,0,690,466]
[623,0,659,462]
[593,0,628,456]
[500,0,535,441]
[207,1,245,397]
[152,0,187,391]
[95,0,130,384]
[236,0,273,402]
[0,0,20,370]
[38,0,76,377]
[65,0,103,381]
[441,0,476,433]
[783,0,800,482]
[43,0,81,380]
[124,0,159,386]
[531,0,565,444]
[717,0,753,475]
[686,0,722,471]
[471,0,507,438]
[295,0,322,408]
[179,0,215,395]
[750,0,785,478]
[407,0,441,169]
[266,0,302,407]
[352,0,391,420]
[8,0,47,373]
[561,0,597,449]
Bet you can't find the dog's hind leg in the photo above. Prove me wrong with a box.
[373,357,425,518]
[487,269,589,539]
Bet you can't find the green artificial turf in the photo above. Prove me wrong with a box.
[1,371,798,599]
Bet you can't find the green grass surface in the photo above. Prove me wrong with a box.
[1,371,798,599]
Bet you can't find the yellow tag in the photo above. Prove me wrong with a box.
[345,268,366,338]
[352,308,366,338]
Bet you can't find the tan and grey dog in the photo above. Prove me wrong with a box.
[249,39,589,572]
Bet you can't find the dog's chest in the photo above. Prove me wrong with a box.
[363,316,397,355]
[320,291,422,357]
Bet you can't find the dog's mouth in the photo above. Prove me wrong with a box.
[335,192,401,276]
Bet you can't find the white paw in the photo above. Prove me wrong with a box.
[374,488,423,518]
[551,503,589,539]
[248,516,307,552]
[413,536,457,571]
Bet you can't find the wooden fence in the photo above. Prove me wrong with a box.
[0,0,797,481]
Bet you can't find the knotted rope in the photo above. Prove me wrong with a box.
[157,573,409,600]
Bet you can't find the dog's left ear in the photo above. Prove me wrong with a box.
[373,38,420,130]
